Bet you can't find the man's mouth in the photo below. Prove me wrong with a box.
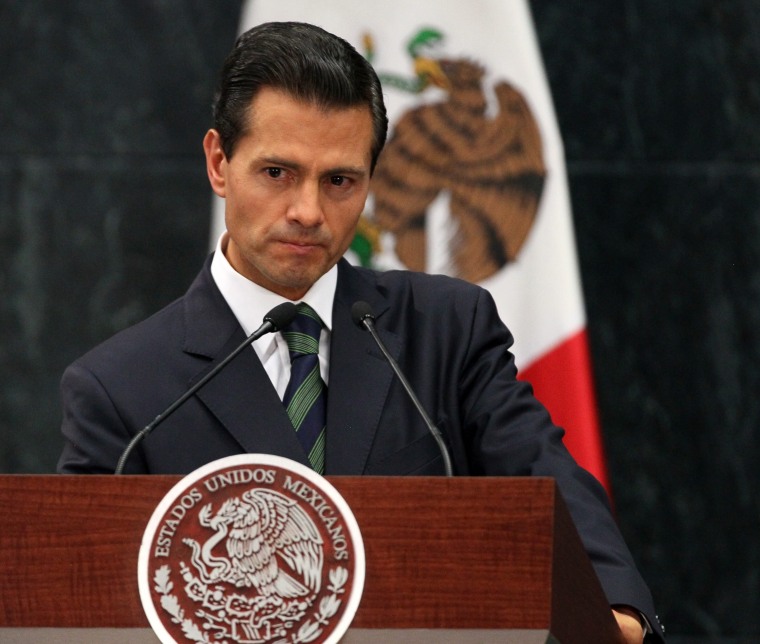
[278,239,325,256]
[279,237,324,248]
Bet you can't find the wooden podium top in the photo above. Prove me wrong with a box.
[0,475,622,643]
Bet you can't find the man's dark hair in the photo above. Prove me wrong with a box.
[212,21,388,172]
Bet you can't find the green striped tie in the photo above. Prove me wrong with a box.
[282,303,326,473]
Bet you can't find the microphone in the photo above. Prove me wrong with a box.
[114,301,298,474]
[351,301,454,477]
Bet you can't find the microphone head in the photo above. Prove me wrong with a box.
[265,302,298,330]
[351,301,375,328]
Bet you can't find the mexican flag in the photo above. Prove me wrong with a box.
[213,0,610,492]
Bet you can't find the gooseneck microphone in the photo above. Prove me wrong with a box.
[114,301,298,475]
[351,301,454,477]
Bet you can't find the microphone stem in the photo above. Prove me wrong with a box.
[363,319,454,477]
[114,320,275,474]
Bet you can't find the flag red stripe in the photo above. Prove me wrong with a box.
[518,329,610,494]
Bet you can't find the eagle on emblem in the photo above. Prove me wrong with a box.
[183,488,324,603]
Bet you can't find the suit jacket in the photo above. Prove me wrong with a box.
[59,256,664,640]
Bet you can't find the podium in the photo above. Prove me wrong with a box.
[0,475,622,643]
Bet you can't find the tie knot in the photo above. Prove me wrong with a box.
[283,303,322,356]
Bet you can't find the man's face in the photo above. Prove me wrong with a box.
[204,87,374,300]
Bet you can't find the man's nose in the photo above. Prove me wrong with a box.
[287,182,324,227]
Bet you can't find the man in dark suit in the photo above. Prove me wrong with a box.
[58,21,662,642]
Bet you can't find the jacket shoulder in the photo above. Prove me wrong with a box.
[73,295,187,373]
[353,265,486,306]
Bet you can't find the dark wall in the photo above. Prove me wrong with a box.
[0,0,243,469]
[1,1,757,640]
[531,3,760,641]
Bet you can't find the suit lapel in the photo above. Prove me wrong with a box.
[179,258,400,473]
[181,261,310,468]
[325,261,400,474]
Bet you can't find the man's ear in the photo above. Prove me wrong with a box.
[203,129,227,198]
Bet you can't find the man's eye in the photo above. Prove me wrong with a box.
[266,167,283,178]
[330,176,346,186]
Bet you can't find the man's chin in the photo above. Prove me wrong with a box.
[266,269,328,300]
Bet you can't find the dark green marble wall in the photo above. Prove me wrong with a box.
[1,1,757,640]
[531,3,760,641]
[0,0,242,467]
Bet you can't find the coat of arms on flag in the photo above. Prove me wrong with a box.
[351,27,546,285]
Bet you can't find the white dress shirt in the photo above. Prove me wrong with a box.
[209,232,336,399]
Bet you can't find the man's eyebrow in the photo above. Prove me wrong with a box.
[324,165,369,177]
[258,155,301,170]
[258,156,369,177]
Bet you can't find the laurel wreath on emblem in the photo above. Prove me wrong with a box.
[154,562,348,643]
[154,566,209,643]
